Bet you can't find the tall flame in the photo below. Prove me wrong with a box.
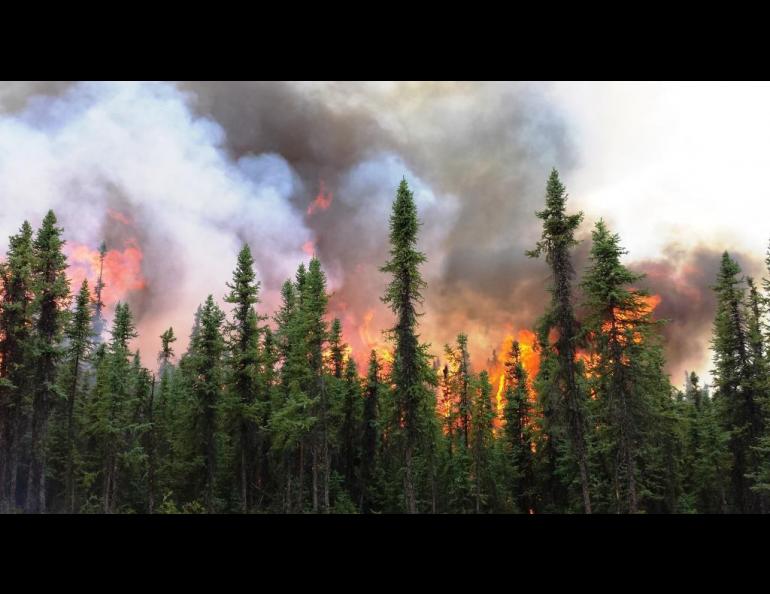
[489,329,540,429]
[599,293,662,347]
[66,239,146,306]
[357,309,393,368]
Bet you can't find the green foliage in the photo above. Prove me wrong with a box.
[10,170,770,515]
[580,219,673,513]
[527,169,592,513]
[380,178,437,512]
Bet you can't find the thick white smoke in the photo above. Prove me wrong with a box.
[0,81,314,361]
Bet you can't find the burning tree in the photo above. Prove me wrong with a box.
[580,219,671,513]
[502,340,536,513]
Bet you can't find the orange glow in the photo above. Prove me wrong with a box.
[600,293,661,348]
[357,309,393,367]
[106,208,133,226]
[582,293,661,396]
[495,374,505,420]
[66,239,146,306]
[302,240,315,256]
[307,180,333,216]
[488,329,540,430]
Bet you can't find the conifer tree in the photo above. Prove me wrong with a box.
[154,327,176,508]
[188,295,226,512]
[339,357,362,498]
[91,241,107,343]
[711,252,764,512]
[472,371,495,513]
[580,220,670,513]
[329,318,345,379]
[684,373,730,512]
[0,221,35,512]
[360,350,381,513]
[502,340,536,513]
[527,169,591,513]
[445,334,472,449]
[88,302,138,513]
[223,244,264,512]
[63,279,92,512]
[303,257,331,512]
[26,210,70,513]
[271,269,315,512]
[380,178,436,513]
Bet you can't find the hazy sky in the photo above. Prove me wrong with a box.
[1,81,767,387]
[550,81,770,260]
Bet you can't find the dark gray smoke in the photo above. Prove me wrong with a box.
[630,244,765,384]
[176,82,577,365]
[1,81,737,382]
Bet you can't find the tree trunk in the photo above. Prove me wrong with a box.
[65,353,80,514]
[147,376,156,514]
[25,392,48,514]
[240,430,248,513]
[404,444,417,513]
[311,445,318,513]
[103,454,112,514]
[297,442,304,512]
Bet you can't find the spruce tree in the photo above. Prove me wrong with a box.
[95,302,138,513]
[27,210,70,513]
[527,169,591,513]
[360,350,381,513]
[329,318,345,379]
[685,373,730,512]
[502,340,536,513]
[580,220,670,513]
[0,221,35,512]
[711,252,763,512]
[444,334,472,449]
[303,257,331,512]
[63,279,92,512]
[380,178,436,513]
[472,371,495,513]
[223,244,264,512]
[271,272,313,512]
[189,295,226,512]
[339,357,362,499]
[154,327,176,508]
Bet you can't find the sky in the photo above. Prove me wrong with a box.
[1,81,768,388]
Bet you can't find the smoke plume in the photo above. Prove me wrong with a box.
[0,81,753,384]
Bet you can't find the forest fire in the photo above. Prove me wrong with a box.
[66,239,147,306]
[600,293,662,346]
[490,329,540,426]
[307,180,333,216]
[579,293,661,396]
[106,208,133,226]
[356,309,393,368]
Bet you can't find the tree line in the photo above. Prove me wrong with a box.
[0,170,768,513]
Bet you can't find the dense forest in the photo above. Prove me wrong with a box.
[1,169,768,514]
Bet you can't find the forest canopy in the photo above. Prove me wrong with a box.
[1,170,769,514]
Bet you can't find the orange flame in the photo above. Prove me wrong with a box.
[599,293,661,348]
[357,309,393,367]
[302,240,315,256]
[66,239,146,306]
[582,293,661,396]
[307,180,333,215]
[106,208,133,226]
[488,329,540,430]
